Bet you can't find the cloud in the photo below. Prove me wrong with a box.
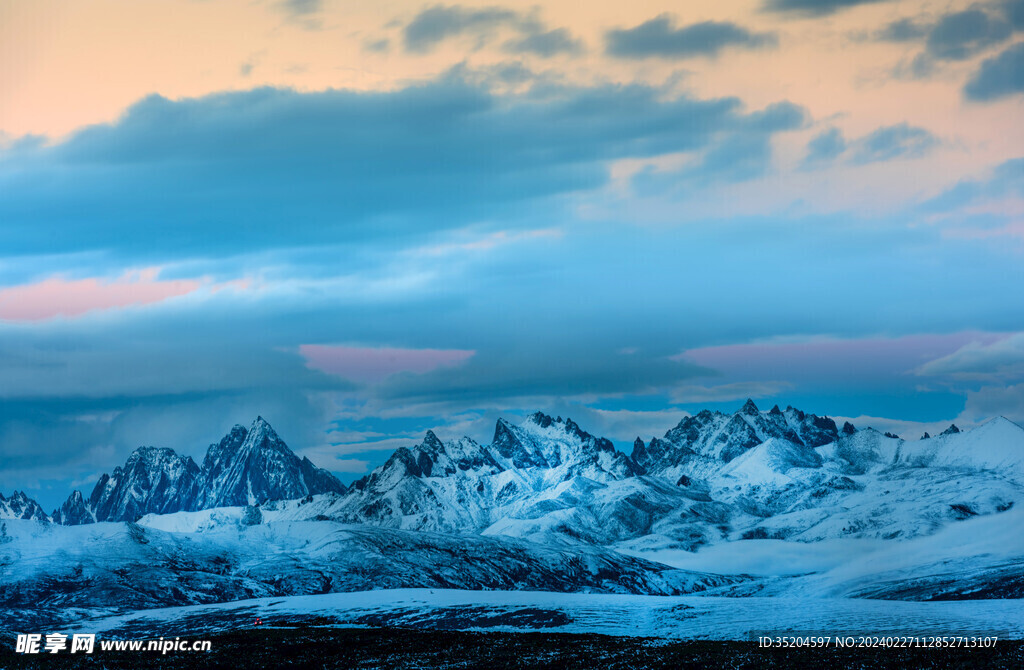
[0,268,246,321]
[964,41,1024,101]
[923,156,1024,210]
[278,0,321,16]
[916,333,1024,382]
[875,18,929,43]
[299,345,476,383]
[504,28,583,57]
[801,127,846,167]
[363,38,390,54]
[1007,0,1024,29]
[798,123,939,169]
[574,408,690,442]
[368,344,712,407]
[830,414,962,438]
[606,16,776,59]
[876,7,1019,79]
[763,0,892,17]
[400,5,582,58]
[924,9,1012,61]
[275,0,323,29]
[958,383,1024,423]
[0,73,808,265]
[632,101,806,194]
[674,332,1002,387]
[670,381,793,404]
[402,5,538,53]
[849,123,938,164]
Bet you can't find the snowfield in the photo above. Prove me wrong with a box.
[61,589,1024,641]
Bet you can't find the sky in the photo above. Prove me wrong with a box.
[1,0,1023,510]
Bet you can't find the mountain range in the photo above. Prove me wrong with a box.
[2,400,1023,627]
[5,402,1021,549]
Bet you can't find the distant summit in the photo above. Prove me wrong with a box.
[53,417,345,525]
[0,490,49,522]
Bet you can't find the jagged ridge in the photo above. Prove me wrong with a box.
[52,417,345,524]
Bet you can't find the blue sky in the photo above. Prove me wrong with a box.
[1,0,1023,510]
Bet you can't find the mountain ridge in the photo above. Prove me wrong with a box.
[7,404,1022,548]
[50,416,345,524]
[3,402,1023,617]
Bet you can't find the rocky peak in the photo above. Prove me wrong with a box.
[198,416,345,508]
[717,413,763,461]
[631,437,647,464]
[421,430,445,455]
[940,424,961,436]
[201,424,249,483]
[492,418,549,469]
[54,416,345,525]
[739,399,760,415]
[527,411,556,429]
[0,490,49,522]
[51,490,93,525]
[81,446,202,523]
[494,414,637,480]
[782,408,839,448]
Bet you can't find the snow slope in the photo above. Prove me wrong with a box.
[0,514,741,632]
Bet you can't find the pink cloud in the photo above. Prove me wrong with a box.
[673,332,1009,383]
[0,268,210,321]
[299,344,475,383]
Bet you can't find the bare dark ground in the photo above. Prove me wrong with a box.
[1,627,1021,669]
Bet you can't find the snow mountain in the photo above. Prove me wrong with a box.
[41,403,1024,552]
[0,491,48,522]
[3,401,1024,630]
[258,403,1024,554]
[52,417,345,524]
[634,400,839,476]
[198,417,346,508]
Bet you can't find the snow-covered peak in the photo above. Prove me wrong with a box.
[421,429,445,454]
[716,437,823,488]
[77,446,202,524]
[0,490,49,522]
[399,431,503,479]
[51,490,94,525]
[652,402,840,472]
[54,417,345,525]
[122,446,198,480]
[893,416,1024,477]
[248,416,279,444]
[492,418,551,469]
[199,417,346,508]
[493,413,636,480]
